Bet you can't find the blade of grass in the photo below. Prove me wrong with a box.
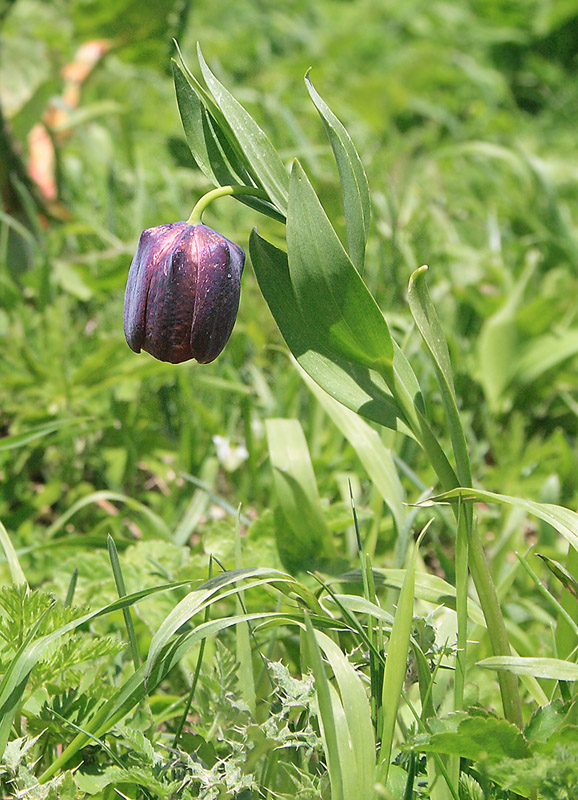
[107,534,140,671]
[305,71,370,270]
[0,519,27,586]
[235,510,257,717]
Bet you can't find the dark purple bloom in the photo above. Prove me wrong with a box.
[123,222,245,364]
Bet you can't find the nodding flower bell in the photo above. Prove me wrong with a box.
[123,222,245,364]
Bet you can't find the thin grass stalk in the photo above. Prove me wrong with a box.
[172,557,214,748]
[64,567,78,607]
[107,534,140,671]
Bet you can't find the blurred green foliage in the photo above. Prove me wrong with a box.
[3,0,578,795]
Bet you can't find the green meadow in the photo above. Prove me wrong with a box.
[2,1,578,797]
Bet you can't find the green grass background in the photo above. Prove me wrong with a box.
[3,0,578,797]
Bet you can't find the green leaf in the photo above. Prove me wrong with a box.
[428,486,578,552]
[314,628,376,800]
[0,417,88,452]
[173,61,284,222]
[287,160,393,371]
[378,540,418,783]
[197,45,289,214]
[0,520,27,586]
[266,418,335,571]
[249,229,406,432]
[302,615,346,800]
[417,715,529,762]
[536,553,578,601]
[144,568,293,682]
[306,72,370,270]
[299,366,407,539]
[515,328,578,386]
[45,490,171,540]
[478,656,578,681]
[408,265,471,489]
[173,60,248,186]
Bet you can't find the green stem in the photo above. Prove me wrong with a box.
[381,364,523,728]
[188,184,269,225]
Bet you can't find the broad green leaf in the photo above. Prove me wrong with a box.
[197,45,289,214]
[478,656,578,681]
[173,60,248,186]
[287,160,392,371]
[306,72,370,270]
[429,487,578,552]
[515,328,578,385]
[476,254,536,407]
[417,715,529,761]
[266,418,335,571]
[249,229,406,432]
[477,303,519,409]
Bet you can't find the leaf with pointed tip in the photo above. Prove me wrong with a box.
[478,656,578,681]
[306,72,370,270]
[428,486,578,552]
[249,229,407,432]
[197,45,289,214]
[173,61,284,222]
[287,160,392,371]
[408,265,471,489]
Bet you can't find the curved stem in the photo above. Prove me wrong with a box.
[188,185,269,225]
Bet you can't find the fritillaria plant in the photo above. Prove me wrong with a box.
[123,42,525,788]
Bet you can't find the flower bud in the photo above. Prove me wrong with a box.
[123,222,245,364]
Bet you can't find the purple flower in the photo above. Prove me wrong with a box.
[123,222,245,364]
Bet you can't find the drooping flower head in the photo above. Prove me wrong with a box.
[123,222,245,364]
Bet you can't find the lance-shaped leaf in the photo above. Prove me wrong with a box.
[427,486,578,553]
[287,160,392,371]
[197,45,289,214]
[173,60,284,222]
[250,229,406,431]
[306,72,370,270]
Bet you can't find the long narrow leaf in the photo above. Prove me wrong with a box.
[303,615,345,800]
[306,72,370,270]
[197,45,289,213]
[299,366,408,544]
[173,61,284,222]
[478,656,578,681]
[429,487,578,552]
[407,266,471,489]
[0,520,27,586]
[145,568,294,681]
[315,629,376,800]
[378,540,418,783]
